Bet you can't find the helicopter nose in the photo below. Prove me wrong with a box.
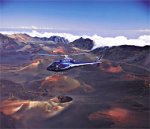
[47,66,51,71]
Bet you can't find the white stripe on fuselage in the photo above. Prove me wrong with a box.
[70,61,102,67]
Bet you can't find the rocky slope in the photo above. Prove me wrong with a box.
[0,33,149,129]
[0,33,22,54]
[70,37,94,50]
[7,33,69,44]
[92,45,150,69]
[0,33,70,54]
[8,33,33,44]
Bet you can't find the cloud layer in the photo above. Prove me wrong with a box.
[1,30,150,49]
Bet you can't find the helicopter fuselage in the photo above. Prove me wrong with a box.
[47,59,102,72]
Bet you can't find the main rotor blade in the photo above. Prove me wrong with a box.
[69,52,89,56]
[37,53,65,57]
[36,52,89,57]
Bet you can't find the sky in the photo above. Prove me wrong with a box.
[0,0,150,47]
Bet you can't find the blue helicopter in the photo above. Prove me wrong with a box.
[38,53,103,72]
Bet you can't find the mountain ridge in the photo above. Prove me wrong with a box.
[0,33,149,69]
[7,33,69,44]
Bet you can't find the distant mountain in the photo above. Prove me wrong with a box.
[8,33,33,44]
[34,36,69,44]
[0,34,39,53]
[92,45,150,69]
[70,37,94,50]
[7,33,69,44]
[0,33,69,53]
[48,36,69,44]
[0,33,21,52]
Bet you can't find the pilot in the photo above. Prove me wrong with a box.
[70,59,75,63]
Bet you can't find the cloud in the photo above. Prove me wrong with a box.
[0,26,70,31]
[14,26,38,30]
[88,35,150,49]
[28,30,80,41]
[136,29,150,32]
[0,30,150,49]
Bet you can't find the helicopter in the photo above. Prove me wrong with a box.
[37,53,103,72]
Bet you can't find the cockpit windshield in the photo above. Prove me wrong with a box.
[49,61,69,69]
[59,63,69,69]
[50,62,59,67]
